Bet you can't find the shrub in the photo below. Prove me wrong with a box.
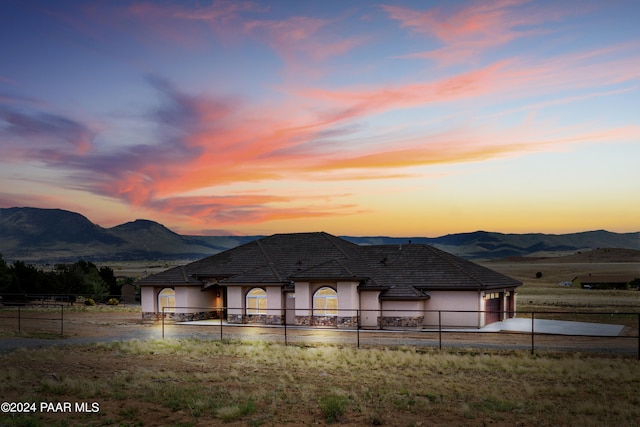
[84,298,95,306]
[319,394,348,423]
[108,298,119,306]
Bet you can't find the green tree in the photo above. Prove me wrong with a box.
[99,266,119,296]
[9,261,44,295]
[0,254,12,293]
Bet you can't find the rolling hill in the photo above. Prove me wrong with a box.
[0,207,638,263]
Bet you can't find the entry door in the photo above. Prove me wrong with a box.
[285,293,295,325]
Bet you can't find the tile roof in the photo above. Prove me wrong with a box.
[138,232,521,299]
[137,265,200,285]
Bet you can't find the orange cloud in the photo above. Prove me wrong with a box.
[148,194,364,226]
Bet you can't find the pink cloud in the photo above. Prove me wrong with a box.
[382,1,564,65]
[0,75,16,84]
[244,15,365,64]
[146,194,364,226]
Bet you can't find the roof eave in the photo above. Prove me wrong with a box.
[379,295,431,301]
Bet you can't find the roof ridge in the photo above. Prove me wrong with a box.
[334,257,355,277]
[321,232,354,259]
[256,238,284,282]
[423,245,487,288]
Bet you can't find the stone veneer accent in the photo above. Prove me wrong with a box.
[378,316,424,328]
[336,316,359,328]
[245,314,283,325]
[295,315,338,327]
[227,314,283,324]
[142,311,217,322]
[228,313,243,324]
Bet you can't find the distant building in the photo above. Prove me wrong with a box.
[572,275,634,290]
[137,232,522,328]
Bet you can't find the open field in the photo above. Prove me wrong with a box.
[1,337,640,427]
[482,260,640,310]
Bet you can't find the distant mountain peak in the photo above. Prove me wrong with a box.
[1,207,638,263]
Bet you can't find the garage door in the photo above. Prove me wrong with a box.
[485,297,501,325]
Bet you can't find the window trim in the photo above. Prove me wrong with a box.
[313,286,338,316]
[158,288,175,313]
[246,287,267,315]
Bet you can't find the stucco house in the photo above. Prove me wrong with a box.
[137,232,521,328]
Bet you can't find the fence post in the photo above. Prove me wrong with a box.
[162,307,165,339]
[531,312,535,355]
[637,313,639,361]
[357,309,360,349]
[18,305,21,332]
[220,309,223,341]
[438,310,442,350]
[60,305,64,337]
[284,309,288,346]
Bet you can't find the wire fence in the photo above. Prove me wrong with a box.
[0,303,65,337]
[0,293,140,306]
[1,299,637,358]
[159,306,640,359]
[0,294,140,338]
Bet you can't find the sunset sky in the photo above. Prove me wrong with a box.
[1,0,639,236]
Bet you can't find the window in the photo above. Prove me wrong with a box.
[313,287,337,316]
[246,288,267,314]
[158,288,175,313]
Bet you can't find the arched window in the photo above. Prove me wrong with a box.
[313,287,337,316]
[246,288,267,315]
[158,288,175,313]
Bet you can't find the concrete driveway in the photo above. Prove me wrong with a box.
[480,318,624,336]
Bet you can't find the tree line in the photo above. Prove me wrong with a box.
[0,254,130,302]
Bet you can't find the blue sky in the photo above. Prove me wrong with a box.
[1,0,639,236]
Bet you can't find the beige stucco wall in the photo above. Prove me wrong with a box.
[381,300,425,317]
[265,285,283,317]
[359,290,381,327]
[294,281,311,316]
[227,286,244,316]
[337,281,359,317]
[424,290,482,328]
[140,286,157,313]
[175,286,214,313]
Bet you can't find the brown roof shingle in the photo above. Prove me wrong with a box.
[138,232,522,298]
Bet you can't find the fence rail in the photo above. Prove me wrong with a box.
[0,293,140,306]
[0,303,65,336]
[161,306,640,359]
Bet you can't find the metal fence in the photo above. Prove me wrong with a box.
[0,293,140,306]
[160,306,640,359]
[0,294,140,338]
[1,301,636,358]
[0,303,65,337]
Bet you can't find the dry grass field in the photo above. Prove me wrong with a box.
[1,251,639,426]
[2,337,640,426]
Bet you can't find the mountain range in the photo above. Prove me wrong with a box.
[1,207,638,263]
